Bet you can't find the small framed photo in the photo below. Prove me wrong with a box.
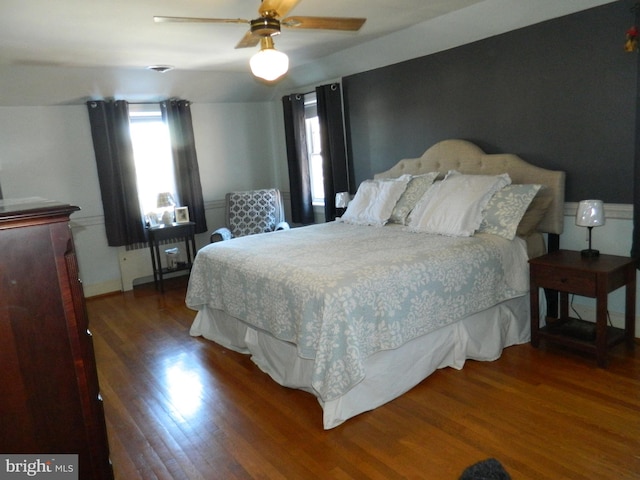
[175,206,190,223]
[146,212,159,227]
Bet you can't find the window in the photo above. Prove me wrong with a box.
[304,93,324,205]
[88,98,205,246]
[128,104,177,221]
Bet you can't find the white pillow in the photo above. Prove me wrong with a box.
[389,172,439,225]
[408,171,511,236]
[340,175,411,226]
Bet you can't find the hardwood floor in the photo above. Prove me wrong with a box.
[86,278,640,479]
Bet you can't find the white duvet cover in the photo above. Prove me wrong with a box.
[186,222,530,405]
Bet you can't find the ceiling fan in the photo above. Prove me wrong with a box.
[154,0,366,81]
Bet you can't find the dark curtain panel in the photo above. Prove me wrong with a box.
[632,8,640,263]
[282,94,314,224]
[87,100,146,246]
[316,83,350,222]
[161,99,208,234]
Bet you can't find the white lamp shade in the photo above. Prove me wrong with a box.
[335,192,351,208]
[250,47,289,81]
[156,192,176,208]
[575,199,605,227]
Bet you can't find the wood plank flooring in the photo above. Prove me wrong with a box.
[86,278,640,479]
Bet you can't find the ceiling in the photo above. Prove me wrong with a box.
[0,0,486,71]
[0,0,616,105]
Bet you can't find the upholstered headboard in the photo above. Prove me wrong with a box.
[374,139,566,235]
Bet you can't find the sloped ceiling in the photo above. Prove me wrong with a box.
[0,0,617,106]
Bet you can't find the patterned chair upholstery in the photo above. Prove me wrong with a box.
[210,189,290,243]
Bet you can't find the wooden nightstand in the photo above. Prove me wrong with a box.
[529,250,636,367]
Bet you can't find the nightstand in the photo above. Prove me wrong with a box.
[147,222,196,292]
[529,250,636,367]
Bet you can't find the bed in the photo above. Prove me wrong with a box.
[186,139,565,429]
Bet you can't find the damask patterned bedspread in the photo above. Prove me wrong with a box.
[186,222,530,402]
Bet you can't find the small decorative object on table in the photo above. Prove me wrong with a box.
[165,247,180,269]
[146,212,159,227]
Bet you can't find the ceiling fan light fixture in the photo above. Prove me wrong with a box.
[250,17,281,36]
[250,37,289,81]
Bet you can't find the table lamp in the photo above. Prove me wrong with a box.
[157,192,176,225]
[335,192,350,216]
[575,199,605,257]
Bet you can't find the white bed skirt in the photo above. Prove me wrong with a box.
[190,295,532,429]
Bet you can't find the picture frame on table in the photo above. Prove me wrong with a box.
[175,206,190,223]
[146,212,159,227]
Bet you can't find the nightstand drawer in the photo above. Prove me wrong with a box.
[530,265,596,296]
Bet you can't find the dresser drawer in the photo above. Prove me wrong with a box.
[531,265,596,296]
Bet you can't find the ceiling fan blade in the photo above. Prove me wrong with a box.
[235,30,261,49]
[259,0,301,19]
[281,16,366,31]
[153,16,249,25]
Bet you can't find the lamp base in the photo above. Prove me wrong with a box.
[161,210,174,225]
[581,248,600,258]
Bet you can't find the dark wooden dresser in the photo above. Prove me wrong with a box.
[0,198,114,479]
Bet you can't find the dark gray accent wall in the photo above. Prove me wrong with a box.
[343,1,637,203]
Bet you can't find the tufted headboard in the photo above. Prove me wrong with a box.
[374,139,566,235]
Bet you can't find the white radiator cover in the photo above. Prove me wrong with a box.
[117,245,155,291]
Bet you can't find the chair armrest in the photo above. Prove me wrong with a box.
[210,227,232,243]
[275,221,290,231]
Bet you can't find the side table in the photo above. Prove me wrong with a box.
[147,222,196,292]
[529,250,636,367]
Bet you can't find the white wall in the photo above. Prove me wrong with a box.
[0,105,122,292]
[192,101,287,198]
[0,101,289,296]
[0,106,103,216]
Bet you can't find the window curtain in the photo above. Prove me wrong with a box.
[87,100,147,246]
[160,99,208,234]
[316,83,350,222]
[282,94,315,224]
[632,6,640,264]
